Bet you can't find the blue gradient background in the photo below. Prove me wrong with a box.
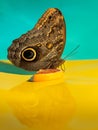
[0,0,98,60]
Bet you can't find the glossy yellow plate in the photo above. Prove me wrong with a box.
[0,60,98,130]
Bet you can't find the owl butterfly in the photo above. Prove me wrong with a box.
[8,8,66,71]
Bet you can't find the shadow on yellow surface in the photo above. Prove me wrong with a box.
[0,60,98,130]
[0,61,35,75]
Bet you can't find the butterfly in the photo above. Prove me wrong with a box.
[8,8,66,71]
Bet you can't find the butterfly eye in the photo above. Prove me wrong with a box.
[21,48,36,61]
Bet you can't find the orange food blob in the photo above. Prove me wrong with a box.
[33,69,64,82]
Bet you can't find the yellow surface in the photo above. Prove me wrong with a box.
[0,60,98,130]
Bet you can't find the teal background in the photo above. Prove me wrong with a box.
[0,0,98,60]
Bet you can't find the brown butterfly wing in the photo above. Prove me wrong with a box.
[8,8,66,71]
[35,8,66,58]
[34,8,66,68]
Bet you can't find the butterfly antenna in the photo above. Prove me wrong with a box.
[59,45,80,71]
[64,44,80,59]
